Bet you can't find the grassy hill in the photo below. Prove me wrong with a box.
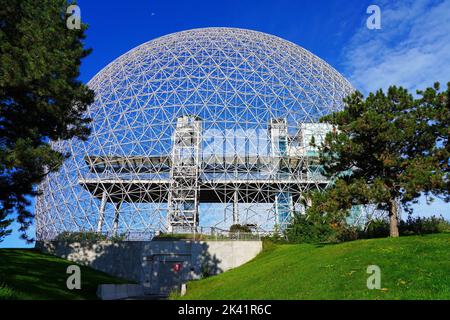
[176,233,450,300]
[0,249,130,300]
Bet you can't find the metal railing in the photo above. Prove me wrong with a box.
[53,227,270,242]
[154,226,271,241]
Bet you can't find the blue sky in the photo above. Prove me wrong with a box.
[1,0,449,247]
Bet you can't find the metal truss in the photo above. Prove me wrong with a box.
[35,27,354,240]
[167,116,202,233]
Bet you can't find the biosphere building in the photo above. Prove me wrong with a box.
[35,27,353,240]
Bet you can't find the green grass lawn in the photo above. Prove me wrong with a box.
[176,233,450,300]
[0,249,130,300]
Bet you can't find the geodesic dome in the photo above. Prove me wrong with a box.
[35,27,354,240]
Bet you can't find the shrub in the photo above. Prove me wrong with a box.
[360,215,450,239]
[399,215,450,235]
[153,233,205,241]
[436,218,450,233]
[53,231,108,242]
[286,214,450,244]
[284,214,342,244]
[335,225,359,242]
[229,224,251,233]
[361,219,390,239]
[261,230,289,244]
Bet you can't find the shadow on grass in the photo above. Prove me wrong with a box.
[0,249,130,300]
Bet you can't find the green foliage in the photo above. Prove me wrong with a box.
[260,238,279,252]
[154,233,209,241]
[0,210,12,242]
[0,0,94,242]
[0,283,19,300]
[264,224,285,242]
[53,231,108,242]
[53,231,131,242]
[285,214,334,243]
[362,219,390,239]
[308,83,450,237]
[400,215,450,235]
[362,215,450,239]
[285,213,358,244]
[229,224,251,233]
[435,217,450,232]
[154,231,260,241]
[286,212,450,243]
[109,233,127,242]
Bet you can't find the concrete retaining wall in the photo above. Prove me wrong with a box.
[36,240,262,295]
[96,284,144,300]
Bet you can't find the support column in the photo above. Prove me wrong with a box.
[97,191,107,233]
[113,201,122,236]
[232,189,239,225]
[275,192,292,229]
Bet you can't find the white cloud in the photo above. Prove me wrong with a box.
[342,0,450,94]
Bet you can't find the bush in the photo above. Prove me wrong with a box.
[436,218,450,233]
[261,230,289,244]
[229,224,251,233]
[360,215,450,239]
[400,215,450,235]
[54,231,108,242]
[284,214,354,244]
[153,233,207,241]
[361,219,390,239]
[286,214,450,244]
[336,225,359,242]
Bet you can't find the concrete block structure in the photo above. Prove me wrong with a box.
[37,240,263,296]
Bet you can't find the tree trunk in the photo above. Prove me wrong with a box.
[388,199,399,237]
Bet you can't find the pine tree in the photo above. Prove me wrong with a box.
[0,0,94,241]
[312,83,449,237]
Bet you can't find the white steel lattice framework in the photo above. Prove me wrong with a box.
[35,27,354,240]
